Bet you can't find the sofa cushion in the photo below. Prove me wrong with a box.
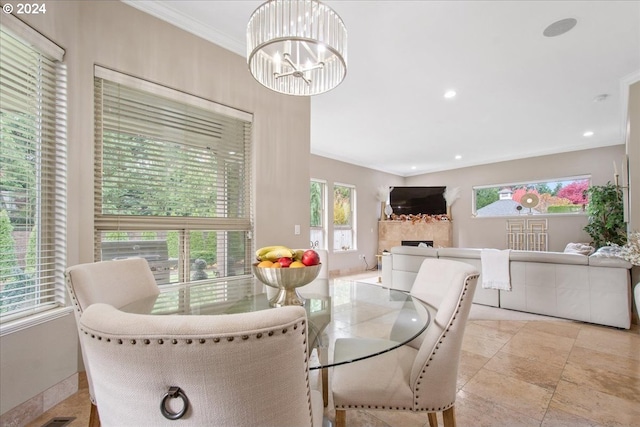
[589,246,632,268]
[563,242,595,256]
[588,255,632,268]
[509,250,588,265]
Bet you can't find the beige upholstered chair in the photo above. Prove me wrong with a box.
[331,258,479,427]
[65,258,160,427]
[79,303,323,427]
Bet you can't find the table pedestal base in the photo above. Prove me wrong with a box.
[269,288,306,307]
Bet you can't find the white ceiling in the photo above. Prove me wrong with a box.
[124,1,640,177]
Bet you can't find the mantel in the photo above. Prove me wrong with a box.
[378,220,452,253]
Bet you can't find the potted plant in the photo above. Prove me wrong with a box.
[583,182,626,248]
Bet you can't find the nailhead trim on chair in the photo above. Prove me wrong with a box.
[414,274,478,412]
[334,273,480,417]
[79,319,308,346]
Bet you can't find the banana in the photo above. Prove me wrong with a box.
[262,247,295,262]
[255,245,290,260]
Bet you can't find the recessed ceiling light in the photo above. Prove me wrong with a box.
[444,90,456,99]
[455,155,462,160]
[583,131,594,137]
[543,18,577,37]
[411,166,417,170]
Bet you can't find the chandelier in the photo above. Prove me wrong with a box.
[247,0,347,96]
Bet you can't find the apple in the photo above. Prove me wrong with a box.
[301,249,320,266]
[277,257,293,268]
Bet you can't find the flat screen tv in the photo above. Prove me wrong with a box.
[389,186,447,216]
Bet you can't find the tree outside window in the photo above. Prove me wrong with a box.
[474,176,590,217]
[94,70,252,291]
[333,184,355,251]
[310,180,326,249]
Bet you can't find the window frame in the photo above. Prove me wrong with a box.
[472,175,591,218]
[93,66,254,289]
[333,182,356,252]
[0,13,68,331]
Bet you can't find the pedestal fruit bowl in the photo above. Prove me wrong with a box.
[252,262,321,307]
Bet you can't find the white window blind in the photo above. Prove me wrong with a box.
[0,16,67,323]
[94,67,253,289]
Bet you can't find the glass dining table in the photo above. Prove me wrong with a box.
[119,276,431,408]
[119,276,431,371]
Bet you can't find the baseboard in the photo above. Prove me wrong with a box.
[0,373,78,427]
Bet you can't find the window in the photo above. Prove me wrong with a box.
[0,16,67,324]
[310,179,326,249]
[333,183,356,251]
[94,67,253,293]
[473,176,591,217]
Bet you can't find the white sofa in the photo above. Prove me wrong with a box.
[381,246,633,329]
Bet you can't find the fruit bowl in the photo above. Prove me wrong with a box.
[252,263,322,307]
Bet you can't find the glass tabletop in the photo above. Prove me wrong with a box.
[119,277,431,369]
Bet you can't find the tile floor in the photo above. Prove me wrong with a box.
[27,274,640,427]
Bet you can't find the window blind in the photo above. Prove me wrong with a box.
[94,67,253,289]
[0,17,67,323]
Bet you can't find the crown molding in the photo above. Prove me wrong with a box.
[121,0,245,56]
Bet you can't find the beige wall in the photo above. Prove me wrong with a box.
[75,1,312,254]
[310,155,404,276]
[405,145,627,252]
[0,315,78,414]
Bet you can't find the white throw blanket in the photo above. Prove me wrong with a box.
[481,249,511,291]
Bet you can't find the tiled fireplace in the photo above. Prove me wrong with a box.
[378,220,452,253]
